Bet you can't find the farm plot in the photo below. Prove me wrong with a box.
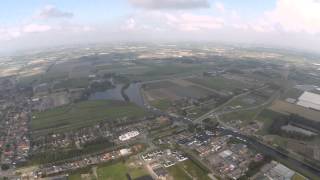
[143,80,214,102]
[31,100,146,136]
[227,92,269,108]
[167,160,210,180]
[269,100,320,122]
[69,64,92,78]
[187,76,255,94]
[97,161,148,180]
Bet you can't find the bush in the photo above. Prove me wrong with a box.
[1,164,10,171]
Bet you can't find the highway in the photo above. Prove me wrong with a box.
[220,128,320,179]
[194,85,270,123]
[143,79,320,179]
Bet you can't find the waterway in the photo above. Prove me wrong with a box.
[89,83,145,107]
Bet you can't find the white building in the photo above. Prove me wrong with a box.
[119,131,139,141]
[219,150,233,158]
[120,148,131,156]
[297,91,320,111]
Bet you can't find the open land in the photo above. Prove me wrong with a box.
[31,100,146,136]
[1,44,320,180]
[269,100,320,122]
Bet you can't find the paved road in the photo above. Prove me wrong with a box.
[220,129,320,179]
[194,85,269,123]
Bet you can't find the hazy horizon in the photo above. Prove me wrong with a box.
[2,0,320,54]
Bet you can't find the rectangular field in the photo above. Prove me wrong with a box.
[143,80,215,102]
[97,161,148,180]
[187,76,254,93]
[31,100,146,136]
[167,160,210,180]
[269,100,320,122]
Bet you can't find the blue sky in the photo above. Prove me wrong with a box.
[1,0,320,53]
[1,0,131,25]
[1,0,274,24]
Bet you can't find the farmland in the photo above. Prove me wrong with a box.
[167,160,211,180]
[97,161,148,180]
[187,76,255,95]
[31,100,146,136]
[269,100,320,122]
[256,109,286,135]
[150,99,172,111]
[143,80,214,102]
[129,63,214,81]
[68,159,148,180]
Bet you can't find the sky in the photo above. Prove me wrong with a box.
[1,0,320,54]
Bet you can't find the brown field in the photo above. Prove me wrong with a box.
[269,100,320,122]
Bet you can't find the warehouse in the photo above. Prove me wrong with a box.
[297,91,320,111]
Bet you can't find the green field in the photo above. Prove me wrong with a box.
[292,173,308,180]
[31,100,146,136]
[97,161,148,180]
[167,160,210,180]
[151,99,172,111]
[188,76,252,93]
[256,109,285,135]
[68,173,83,180]
[281,88,303,100]
[129,63,214,81]
[53,78,90,89]
[68,166,96,180]
[221,108,262,124]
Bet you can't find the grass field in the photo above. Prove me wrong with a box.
[143,80,214,101]
[187,76,251,93]
[97,161,147,180]
[256,109,285,135]
[68,167,95,180]
[269,100,320,122]
[150,99,172,111]
[132,64,208,81]
[167,160,210,180]
[228,93,267,108]
[68,173,96,180]
[282,88,303,100]
[221,108,263,124]
[53,78,90,89]
[292,173,308,180]
[31,100,146,136]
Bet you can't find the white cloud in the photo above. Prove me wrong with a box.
[64,25,95,33]
[0,27,21,40]
[34,5,73,19]
[165,13,224,31]
[265,0,320,34]
[23,24,52,33]
[123,18,136,31]
[231,0,320,34]
[214,2,225,13]
[3,0,320,54]
[121,11,224,33]
[128,0,210,9]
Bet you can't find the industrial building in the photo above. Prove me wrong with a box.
[119,131,140,141]
[297,91,320,111]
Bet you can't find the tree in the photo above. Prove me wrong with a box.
[188,124,196,133]
[1,164,10,171]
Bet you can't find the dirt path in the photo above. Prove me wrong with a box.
[92,166,98,179]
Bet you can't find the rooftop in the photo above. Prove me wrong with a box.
[297,91,320,111]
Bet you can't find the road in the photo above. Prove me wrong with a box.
[220,129,320,179]
[213,90,281,129]
[194,85,269,123]
[186,79,320,179]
